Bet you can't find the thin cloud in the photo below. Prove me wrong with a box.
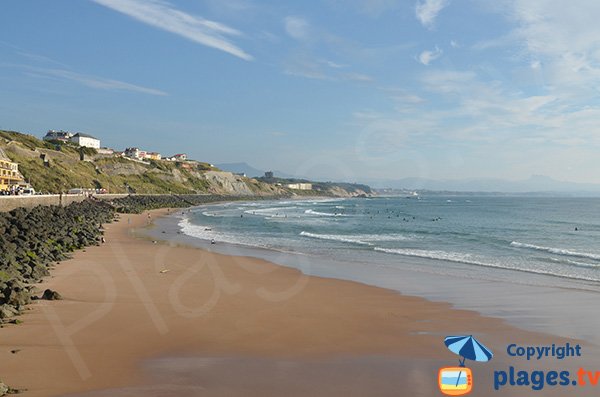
[418,46,442,65]
[284,16,310,41]
[343,72,374,82]
[27,66,168,96]
[93,0,253,61]
[415,0,449,29]
[283,52,329,80]
[322,60,347,69]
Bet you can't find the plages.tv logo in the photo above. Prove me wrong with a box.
[438,335,494,396]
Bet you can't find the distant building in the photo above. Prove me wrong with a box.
[97,147,114,155]
[165,153,187,161]
[264,171,274,179]
[70,133,100,149]
[124,147,144,159]
[43,130,73,142]
[234,172,246,177]
[0,149,24,191]
[286,183,312,190]
[146,152,162,160]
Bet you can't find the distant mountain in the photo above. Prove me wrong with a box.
[367,175,600,195]
[216,162,265,178]
[216,162,296,179]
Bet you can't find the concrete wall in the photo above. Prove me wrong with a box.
[0,194,128,212]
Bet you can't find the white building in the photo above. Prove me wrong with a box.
[286,183,312,190]
[124,147,143,159]
[97,147,114,155]
[70,133,100,149]
[43,130,73,142]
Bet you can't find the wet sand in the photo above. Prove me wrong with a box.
[0,210,594,396]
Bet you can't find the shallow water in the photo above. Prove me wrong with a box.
[183,196,600,284]
[147,196,600,346]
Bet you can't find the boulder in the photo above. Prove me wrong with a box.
[41,289,62,301]
[0,304,18,319]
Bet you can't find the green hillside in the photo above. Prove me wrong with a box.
[0,130,282,195]
[0,129,372,197]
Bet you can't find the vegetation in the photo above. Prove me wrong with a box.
[0,130,274,195]
[0,129,371,197]
[256,176,372,195]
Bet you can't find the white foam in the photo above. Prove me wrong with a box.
[304,209,348,217]
[547,257,600,269]
[201,211,220,217]
[511,241,600,261]
[300,231,373,246]
[374,247,477,263]
[374,247,600,282]
[178,218,216,240]
[309,198,345,204]
[244,206,298,215]
[299,231,414,246]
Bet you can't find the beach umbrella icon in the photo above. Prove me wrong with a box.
[444,335,493,367]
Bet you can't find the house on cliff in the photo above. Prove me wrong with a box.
[70,133,100,149]
[0,148,24,191]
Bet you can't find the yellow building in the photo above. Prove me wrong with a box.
[0,151,24,191]
[146,152,162,160]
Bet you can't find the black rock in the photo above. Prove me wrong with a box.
[41,289,62,301]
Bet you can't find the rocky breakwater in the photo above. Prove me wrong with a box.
[0,194,288,321]
[0,194,283,320]
[0,200,116,320]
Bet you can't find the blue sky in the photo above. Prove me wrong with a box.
[1,0,600,183]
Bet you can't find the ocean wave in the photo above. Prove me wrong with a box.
[547,257,600,269]
[310,198,345,204]
[201,211,220,217]
[179,218,215,240]
[510,241,600,261]
[300,231,414,246]
[304,209,348,217]
[300,231,373,246]
[361,234,415,242]
[244,206,298,215]
[374,247,477,263]
[373,247,600,283]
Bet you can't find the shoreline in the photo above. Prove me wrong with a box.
[150,204,600,347]
[0,209,595,396]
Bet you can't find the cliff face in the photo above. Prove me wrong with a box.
[323,186,370,197]
[199,171,255,196]
[0,130,287,196]
[0,130,372,197]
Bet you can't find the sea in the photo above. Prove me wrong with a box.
[151,195,600,344]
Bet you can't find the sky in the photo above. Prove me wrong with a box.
[1,0,600,184]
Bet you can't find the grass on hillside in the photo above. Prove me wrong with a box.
[0,130,213,194]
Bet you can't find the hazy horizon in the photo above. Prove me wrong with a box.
[2,1,600,184]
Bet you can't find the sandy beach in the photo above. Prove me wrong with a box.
[0,210,594,396]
